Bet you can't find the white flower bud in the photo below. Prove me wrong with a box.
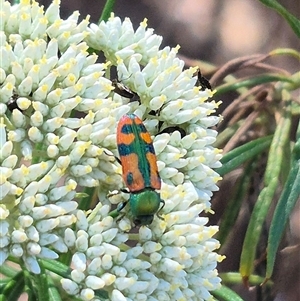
[28,127,44,143]
[36,218,59,233]
[10,244,23,257]
[85,275,105,290]
[11,230,27,243]
[60,279,79,295]
[80,288,94,301]
[111,289,127,301]
[87,257,102,274]
[71,269,86,283]
[72,252,87,272]
[39,247,59,259]
[24,256,40,274]
[114,277,135,291]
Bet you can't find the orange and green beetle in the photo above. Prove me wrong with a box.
[116,113,164,225]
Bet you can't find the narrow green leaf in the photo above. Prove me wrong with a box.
[269,48,300,61]
[98,0,116,23]
[0,262,19,278]
[23,269,36,301]
[239,99,292,279]
[41,259,71,278]
[35,262,50,301]
[47,275,62,301]
[95,289,110,299]
[218,136,272,176]
[215,74,294,96]
[0,279,10,292]
[2,271,25,301]
[266,122,300,280]
[218,160,255,245]
[78,187,97,211]
[259,0,300,38]
[291,101,300,115]
[220,272,272,286]
[212,285,245,301]
[279,137,291,184]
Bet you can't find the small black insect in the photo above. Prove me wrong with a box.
[195,69,211,91]
[111,79,140,103]
[7,93,22,112]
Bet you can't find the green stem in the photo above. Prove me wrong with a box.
[220,272,273,286]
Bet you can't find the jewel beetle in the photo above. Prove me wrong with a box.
[116,113,164,225]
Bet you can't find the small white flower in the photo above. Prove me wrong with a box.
[1,0,223,299]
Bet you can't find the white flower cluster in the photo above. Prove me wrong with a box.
[61,184,222,301]
[0,0,223,300]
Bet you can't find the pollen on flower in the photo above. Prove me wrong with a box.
[5,82,13,92]
[75,83,83,92]
[14,187,24,196]
[218,254,226,262]
[164,213,179,225]
[39,17,48,25]
[65,74,76,85]
[21,13,30,21]
[21,0,31,5]
[140,18,148,28]
[62,32,70,39]
[104,83,115,93]
[39,162,48,170]
[148,57,158,68]
[17,97,31,110]
[160,189,171,200]
[0,174,7,184]
[20,165,29,176]
[213,176,222,183]
[80,288,94,301]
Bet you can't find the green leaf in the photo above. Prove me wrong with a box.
[47,276,62,301]
[78,187,97,211]
[218,160,255,245]
[1,271,25,301]
[0,262,19,278]
[220,272,272,286]
[0,279,10,291]
[95,289,110,299]
[35,261,50,301]
[239,99,292,280]
[218,136,273,176]
[259,0,300,38]
[269,48,300,61]
[266,121,300,280]
[215,74,294,96]
[23,269,36,301]
[41,259,71,278]
[99,0,116,23]
[212,285,245,301]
